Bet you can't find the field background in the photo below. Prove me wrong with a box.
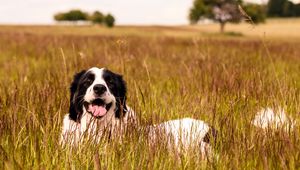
[0,18,299,169]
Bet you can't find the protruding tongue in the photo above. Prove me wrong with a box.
[88,105,107,117]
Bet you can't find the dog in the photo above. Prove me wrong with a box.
[61,67,217,159]
[60,67,136,145]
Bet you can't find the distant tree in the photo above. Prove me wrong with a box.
[54,9,116,27]
[90,11,104,24]
[189,0,208,24]
[293,4,300,16]
[282,1,291,16]
[54,13,65,21]
[243,4,266,24]
[267,0,300,17]
[189,0,243,33]
[267,0,286,17]
[104,14,115,27]
[54,9,89,23]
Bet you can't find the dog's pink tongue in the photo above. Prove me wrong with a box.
[89,105,107,117]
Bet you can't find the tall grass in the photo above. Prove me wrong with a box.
[0,27,299,169]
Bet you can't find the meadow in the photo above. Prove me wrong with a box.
[0,18,299,169]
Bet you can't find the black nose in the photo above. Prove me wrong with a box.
[93,84,107,95]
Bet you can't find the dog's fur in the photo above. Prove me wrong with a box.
[148,118,217,158]
[252,107,296,132]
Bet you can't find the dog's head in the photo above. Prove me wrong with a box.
[69,67,127,122]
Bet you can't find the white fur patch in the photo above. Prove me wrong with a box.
[148,118,212,157]
[61,115,213,159]
[60,114,81,145]
[84,67,114,104]
[60,105,136,145]
[252,107,296,131]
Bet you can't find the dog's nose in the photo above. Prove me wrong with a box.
[93,84,107,95]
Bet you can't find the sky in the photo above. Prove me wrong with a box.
[0,0,195,25]
[0,0,299,25]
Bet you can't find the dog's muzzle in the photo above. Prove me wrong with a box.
[84,98,112,118]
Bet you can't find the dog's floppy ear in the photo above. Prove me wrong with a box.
[69,70,86,121]
[115,74,127,118]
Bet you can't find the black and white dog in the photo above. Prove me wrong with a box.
[61,67,216,158]
[61,67,136,145]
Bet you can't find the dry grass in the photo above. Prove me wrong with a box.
[187,18,300,39]
[1,18,300,39]
[0,21,299,169]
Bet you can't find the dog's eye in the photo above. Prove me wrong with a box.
[105,77,114,85]
[83,79,93,86]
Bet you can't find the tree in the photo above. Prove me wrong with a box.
[243,4,266,24]
[54,9,89,23]
[54,13,65,21]
[267,0,300,17]
[267,0,286,17]
[104,14,115,28]
[90,11,104,24]
[189,0,208,24]
[189,0,243,33]
[54,10,116,28]
[293,4,300,16]
[282,1,294,17]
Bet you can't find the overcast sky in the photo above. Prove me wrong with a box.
[0,0,193,25]
[0,0,297,25]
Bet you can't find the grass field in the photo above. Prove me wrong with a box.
[0,18,300,169]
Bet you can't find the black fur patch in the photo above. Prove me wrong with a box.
[102,69,127,118]
[69,70,89,121]
[203,127,218,144]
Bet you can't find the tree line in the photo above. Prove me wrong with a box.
[189,0,300,32]
[268,0,300,17]
[54,10,115,27]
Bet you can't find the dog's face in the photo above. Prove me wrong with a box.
[69,67,127,121]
